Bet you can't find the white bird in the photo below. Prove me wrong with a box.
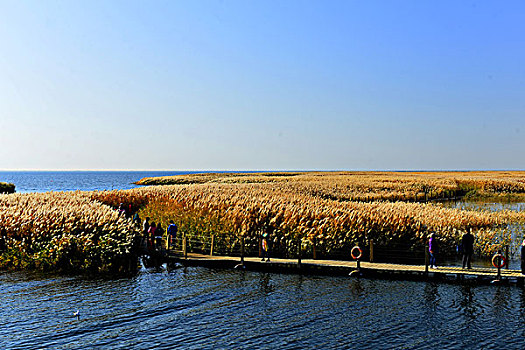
[73,310,80,320]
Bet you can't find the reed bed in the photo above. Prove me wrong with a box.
[2,171,524,273]
[136,171,525,203]
[0,192,139,273]
[96,181,525,259]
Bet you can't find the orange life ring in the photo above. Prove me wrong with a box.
[492,254,506,269]
[351,246,363,260]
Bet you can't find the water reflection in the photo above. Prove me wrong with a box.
[3,268,525,350]
[294,274,304,292]
[520,289,525,331]
[348,279,365,298]
[258,273,274,295]
[423,282,440,310]
[459,285,476,320]
[493,286,511,318]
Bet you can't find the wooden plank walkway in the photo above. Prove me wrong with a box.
[163,251,525,286]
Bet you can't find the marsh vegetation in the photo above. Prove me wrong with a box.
[2,171,524,274]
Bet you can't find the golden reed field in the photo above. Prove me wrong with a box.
[133,171,525,259]
[1,171,525,273]
[0,192,138,273]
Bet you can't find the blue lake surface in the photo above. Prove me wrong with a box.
[2,266,525,350]
[0,171,201,193]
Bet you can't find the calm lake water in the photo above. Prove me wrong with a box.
[0,171,194,193]
[2,266,525,350]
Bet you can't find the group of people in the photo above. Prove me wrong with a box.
[429,229,481,269]
[126,205,272,260]
[428,229,525,274]
[141,217,178,252]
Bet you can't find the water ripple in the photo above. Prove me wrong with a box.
[3,268,525,349]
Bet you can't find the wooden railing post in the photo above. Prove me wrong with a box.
[210,235,214,256]
[259,233,262,258]
[183,234,188,259]
[313,238,317,260]
[241,236,245,265]
[370,239,374,263]
[505,245,509,269]
[298,237,302,268]
[425,243,429,273]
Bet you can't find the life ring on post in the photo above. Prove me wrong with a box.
[492,253,506,269]
[351,246,363,260]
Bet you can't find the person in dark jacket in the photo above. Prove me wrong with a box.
[148,222,156,251]
[155,222,164,251]
[461,229,475,269]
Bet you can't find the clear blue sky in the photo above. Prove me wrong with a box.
[1,0,524,171]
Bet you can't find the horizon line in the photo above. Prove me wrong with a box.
[1,168,525,172]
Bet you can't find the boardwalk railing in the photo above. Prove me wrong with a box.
[155,232,513,271]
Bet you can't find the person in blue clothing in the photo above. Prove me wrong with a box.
[133,213,141,227]
[167,220,178,250]
[429,233,438,268]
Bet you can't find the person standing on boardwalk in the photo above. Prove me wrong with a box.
[261,232,271,262]
[155,222,164,251]
[521,238,525,275]
[461,229,475,269]
[167,221,178,250]
[133,213,141,228]
[429,233,438,268]
[142,217,150,249]
[148,222,157,251]
[118,203,126,217]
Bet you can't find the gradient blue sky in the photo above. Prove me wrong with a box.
[1,1,524,171]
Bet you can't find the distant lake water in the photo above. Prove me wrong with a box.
[0,171,201,193]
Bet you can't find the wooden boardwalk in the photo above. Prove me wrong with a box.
[163,251,525,286]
